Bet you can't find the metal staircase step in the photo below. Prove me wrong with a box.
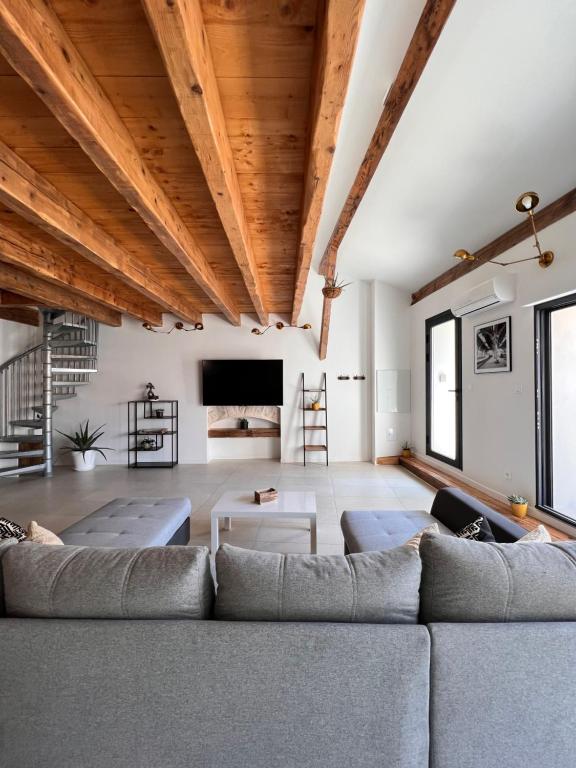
[52,380,89,387]
[0,463,46,477]
[52,323,87,334]
[49,339,96,349]
[0,434,44,444]
[52,367,97,374]
[55,393,77,401]
[51,354,97,360]
[0,449,44,459]
[9,419,43,429]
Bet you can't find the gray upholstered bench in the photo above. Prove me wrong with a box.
[59,497,191,548]
[341,487,526,553]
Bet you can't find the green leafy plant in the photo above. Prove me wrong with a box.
[507,494,528,505]
[57,421,113,461]
[402,441,412,451]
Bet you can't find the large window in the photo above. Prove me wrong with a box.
[426,310,462,469]
[535,293,576,523]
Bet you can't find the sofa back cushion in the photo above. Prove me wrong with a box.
[2,543,213,619]
[215,543,421,623]
[430,487,525,542]
[420,531,576,622]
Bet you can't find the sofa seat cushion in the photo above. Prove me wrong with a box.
[420,531,576,623]
[341,509,453,553]
[215,543,422,623]
[2,543,213,619]
[59,497,191,548]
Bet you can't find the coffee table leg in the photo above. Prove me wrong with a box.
[310,516,317,554]
[211,515,219,554]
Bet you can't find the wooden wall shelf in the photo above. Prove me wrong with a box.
[208,428,280,438]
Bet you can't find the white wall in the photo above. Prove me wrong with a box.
[52,274,373,465]
[0,318,40,364]
[371,282,412,459]
[410,211,576,507]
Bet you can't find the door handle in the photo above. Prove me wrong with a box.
[447,389,461,393]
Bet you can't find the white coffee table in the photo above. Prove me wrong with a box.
[210,491,317,554]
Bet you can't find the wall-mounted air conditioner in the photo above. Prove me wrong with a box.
[451,274,516,317]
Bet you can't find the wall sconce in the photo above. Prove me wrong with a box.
[454,191,554,269]
[142,321,204,334]
[251,321,311,336]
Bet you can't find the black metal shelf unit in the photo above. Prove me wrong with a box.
[301,373,328,466]
[128,400,178,468]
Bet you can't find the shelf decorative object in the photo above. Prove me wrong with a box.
[145,382,159,401]
[128,400,178,468]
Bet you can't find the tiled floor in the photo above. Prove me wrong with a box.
[0,461,436,554]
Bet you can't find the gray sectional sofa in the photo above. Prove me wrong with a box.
[2,531,576,768]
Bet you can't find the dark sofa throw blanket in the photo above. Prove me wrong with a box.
[420,532,576,623]
[215,543,421,623]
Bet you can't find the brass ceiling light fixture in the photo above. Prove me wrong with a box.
[453,191,554,269]
[142,320,204,334]
[251,321,311,336]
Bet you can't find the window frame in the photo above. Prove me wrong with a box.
[534,291,576,524]
[425,309,463,470]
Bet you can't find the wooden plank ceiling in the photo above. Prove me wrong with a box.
[0,0,337,327]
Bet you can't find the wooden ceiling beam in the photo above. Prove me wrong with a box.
[0,289,41,306]
[411,186,576,304]
[319,0,457,277]
[143,0,268,325]
[0,262,122,326]
[318,293,332,361]
[291,0,366,324]
[316,0,456,358]
[0,218,163,326]
[0,140,201,325]
[0,0,240,324]
[0,306,39,326]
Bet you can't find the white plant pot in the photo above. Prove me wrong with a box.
[72,450,96,472]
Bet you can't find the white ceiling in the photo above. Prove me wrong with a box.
[315,0,576,293]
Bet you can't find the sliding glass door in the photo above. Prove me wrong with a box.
[535,293,576,522]
[426,310,462,469]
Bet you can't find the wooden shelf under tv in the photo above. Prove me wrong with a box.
[208,428,281,438]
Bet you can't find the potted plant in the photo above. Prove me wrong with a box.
[508,494,528,518]
[57,421,113,472]
[401,441,412,459]
[310,397,322,411]
[322,274,351,299]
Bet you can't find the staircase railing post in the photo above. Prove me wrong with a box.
[42,312,53,477]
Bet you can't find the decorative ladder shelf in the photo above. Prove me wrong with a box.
[301,372,329,466]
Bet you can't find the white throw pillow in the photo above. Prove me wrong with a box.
[405,523,440,550]
[517,524,551,543]
[26,521,64,545]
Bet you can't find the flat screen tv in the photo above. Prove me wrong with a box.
[202,360,283,406]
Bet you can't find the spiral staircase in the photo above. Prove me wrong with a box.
[0,310,99,478]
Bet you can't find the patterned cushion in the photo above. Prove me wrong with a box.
[517,524,551,543]
[0,517,26,542]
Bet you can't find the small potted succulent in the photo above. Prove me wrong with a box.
[310,397,322,412]
[401,441,412,459]
[57,421,113,472]
[508,494,528,518]
[322,274,351,299]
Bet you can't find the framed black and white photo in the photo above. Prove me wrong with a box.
[474,316,511,374]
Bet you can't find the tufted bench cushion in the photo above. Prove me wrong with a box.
[341,509,453,553]
[59,497,191,548]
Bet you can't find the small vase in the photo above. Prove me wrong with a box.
[311,402,321,411]
[72,450,96,472]
[511,502,528,519]
[402,449,411,458]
